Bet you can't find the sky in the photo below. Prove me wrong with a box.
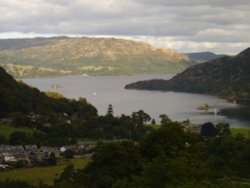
[0,0,250,54]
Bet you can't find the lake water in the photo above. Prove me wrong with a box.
[22,75,250,128]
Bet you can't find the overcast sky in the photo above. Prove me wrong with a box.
[0,0,250,54]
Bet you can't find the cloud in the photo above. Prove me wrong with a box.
[135,0,250,7]
[0,0,249,53]
[122,36,249,55]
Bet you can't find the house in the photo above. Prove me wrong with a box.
[0,145,30,163]
[25,145,38,151]
[183,124,202,134]
[37,146,60,160]
[9,145,25,152]
[77,141,98,155]
[2,153,17,162]
[0,118,12,124]
[28,113,41,122]
[0,144,61,166]
[14,151,30,162]
[0,164,11,169]
[0,153,4,163]
[61,145,79,154]
[25,145,38,160]
[0,145,12,153]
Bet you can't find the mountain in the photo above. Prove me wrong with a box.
[0,37,193,78]
[185,52,224,63]
[0,36,69,51]
[0,66,97,118]
[125,47,250,100]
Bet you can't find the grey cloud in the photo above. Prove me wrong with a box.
[0,0,249,53]
[135,0,250,7]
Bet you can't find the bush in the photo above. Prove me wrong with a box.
[62,149,74,159]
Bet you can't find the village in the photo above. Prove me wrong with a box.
[0,119,225,171]
[0,141,97,169]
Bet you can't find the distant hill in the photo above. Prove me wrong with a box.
[185,52,224,63]
[0,37,193,78]
[125,47,250,100]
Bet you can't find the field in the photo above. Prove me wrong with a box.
[231,128,250,138]
[0,124,34,139]
[149,124,161,129]
[0,158,89,185]
[150,125,250,139]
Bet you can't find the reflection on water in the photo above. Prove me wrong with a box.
[22,74,250,128]
[220,102,250,124]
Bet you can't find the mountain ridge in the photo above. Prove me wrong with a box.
[185,51,224,63]
[125,47,250,100]
[0,36,69,51]
[0,37,193,78]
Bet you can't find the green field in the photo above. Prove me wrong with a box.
[149,124,161,129]
[231,128,250,138]
[0,124,34,138]
[0,158,89,185]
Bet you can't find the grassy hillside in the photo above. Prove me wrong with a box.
[0,37,193,77]
[0,124,34,139]
[231,128,250,138]
[0,66,97,118]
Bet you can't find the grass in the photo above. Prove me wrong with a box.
[150,125,250,139]
[0,124,34,139]
[0,158,89,185]
[148,124,162,130]
[5,64,33,77]
[231,128,250,139]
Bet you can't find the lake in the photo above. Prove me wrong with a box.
[22,74,250,128]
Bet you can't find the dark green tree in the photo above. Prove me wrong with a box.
[74,141,141,188]
[123,154,208,188]
[48,152,57,166]
[216,123,231,136]
[54,164,75,184]
[151,118,156,125]
[201,122,217,137]
[140,122,186,160]
[0,180,34,188]
[0,134,7,144]
[9,131,27,145]
[131,110,151,126]
[106,104,114,116]
[159,114,172,125]
[62,149,74,159]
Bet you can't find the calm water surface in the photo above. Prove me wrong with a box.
[22,75,249,128]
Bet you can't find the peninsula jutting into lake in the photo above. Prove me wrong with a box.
[125,47,250,101]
